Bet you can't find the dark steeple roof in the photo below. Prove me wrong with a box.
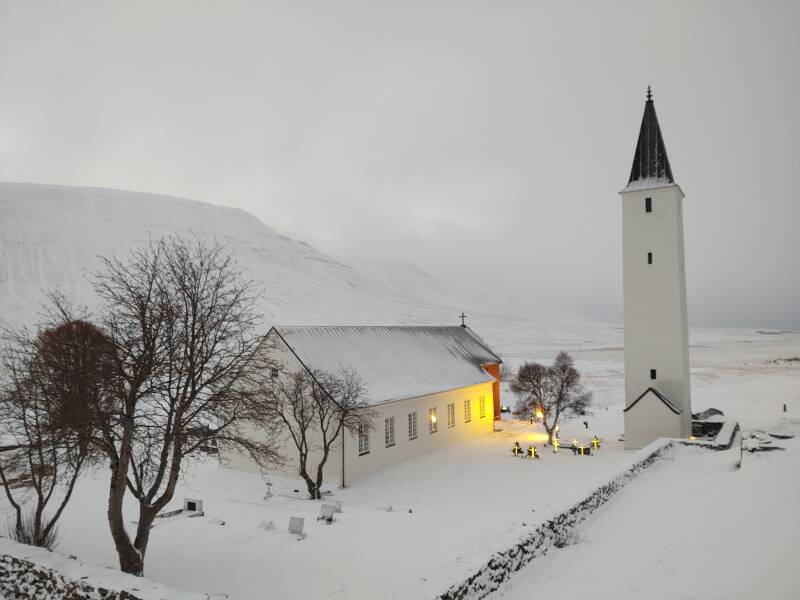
[626,86,675,190]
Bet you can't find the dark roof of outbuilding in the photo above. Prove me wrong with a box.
[624,86,675,192]
[269,325,501,405]
[623,386,682,415]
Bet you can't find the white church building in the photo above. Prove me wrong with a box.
[621,88,693,449]
[223,325,502,485]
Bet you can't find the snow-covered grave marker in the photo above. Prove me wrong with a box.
[332,500,343,513]
[288,516,306,539]
[184,497,203,513]
[258,520,276,531]
[318,503,335,524]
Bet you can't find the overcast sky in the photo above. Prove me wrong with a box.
[1,1,798,329]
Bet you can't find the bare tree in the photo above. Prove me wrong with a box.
[0,306,110,548]
[260,369,319,497]
[311,368,374,497]
[261,366,374,499]
[511,351,592,444]
[92,235,281,576]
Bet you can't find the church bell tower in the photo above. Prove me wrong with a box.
[621,87,692,449]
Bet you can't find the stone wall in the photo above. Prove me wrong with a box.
[0,538,211,600]
[436,439,674,600]
[436,423,740,600]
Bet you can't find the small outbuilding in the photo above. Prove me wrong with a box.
[223,325,502,485]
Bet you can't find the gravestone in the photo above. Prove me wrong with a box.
[318,504,335,523]
[332,500,343,513]
[258,520,276,531]
[288,516,305,538]
[184,498,203,512]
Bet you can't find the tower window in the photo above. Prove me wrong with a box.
[645,197,652,213]
[650,369,657,380]
[647,252,653,265]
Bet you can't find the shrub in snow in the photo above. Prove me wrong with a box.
[2,507,59,551]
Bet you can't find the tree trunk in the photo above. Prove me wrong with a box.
[106,424,143,575]
[131,505,157,572]
[107,463,143,575]
[297,452,319,499]
[314,451,330,500]
[302,471,319,499]
[545,425,555,445]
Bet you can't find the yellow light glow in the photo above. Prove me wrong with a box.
[535,409,544,420]
[555,425,560,432]
[689,435,696,440]
[525,432,549,443]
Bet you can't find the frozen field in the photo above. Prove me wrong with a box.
[4,324,795,600]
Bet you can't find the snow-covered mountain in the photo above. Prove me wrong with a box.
[0,182,622,359]
[0,182,455,327]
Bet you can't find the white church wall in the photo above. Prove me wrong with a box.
[342,380,495,484]
[623,391,683,449]
[621,183,692,444]
[220,330,343,483]
[221,331,496,487]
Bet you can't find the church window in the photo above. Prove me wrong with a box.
[464,399,472,423]
[479,396,486,419]
[429,407,438,434]
[408,411,418,440]
[647,252,653,264]
[650,369,657,380]
[447,403,455,428]
[384,416,395,448]
[645,197,652,212]
[358,425,370,455]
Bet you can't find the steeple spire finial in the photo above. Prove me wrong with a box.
[625,87,674,187]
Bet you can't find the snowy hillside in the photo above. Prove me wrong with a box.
[0,183,458,328]
[0,182,621,357]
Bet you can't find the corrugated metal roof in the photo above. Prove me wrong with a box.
[271,325,501,405]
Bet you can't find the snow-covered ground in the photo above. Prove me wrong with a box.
[6,327,795,600]
[1,183,799,598]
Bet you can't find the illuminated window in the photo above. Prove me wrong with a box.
[650,369,657,380]
[645,197,652,213]
[358,425,370,455]
[408,411,418,440]
[464,399,472,423]
[447,403,455,428]
[384,416,395,448]
[648,252,653,265]
[429,407,438,434]
[479,396,486,419]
